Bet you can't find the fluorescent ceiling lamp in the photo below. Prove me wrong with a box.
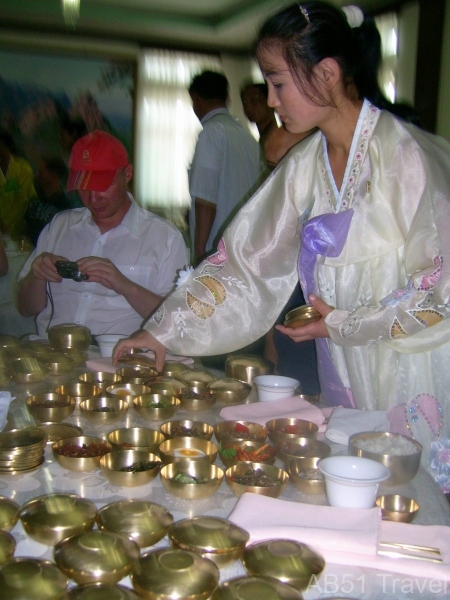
[62,0,80,27]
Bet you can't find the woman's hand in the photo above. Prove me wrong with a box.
[112,329,167,371]
[275,294,333,342]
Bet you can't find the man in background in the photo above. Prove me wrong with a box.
[188,71,261,265]
[17,130,188,337]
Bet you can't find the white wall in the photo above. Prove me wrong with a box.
[221,54,255,132]
[437,0,450,140]
[396,1,419,105]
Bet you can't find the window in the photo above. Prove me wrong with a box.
[375,12,399,102]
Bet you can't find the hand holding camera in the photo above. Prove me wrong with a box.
[55,261,88,282]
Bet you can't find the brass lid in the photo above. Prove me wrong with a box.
[283,306,321,328]
[242,539,325,591]
[67,583,141,599]
[97,500,173,548]
[37,423,83,444]
[0,557,69,599]
[0,496,20,531]
[0,530,16,564]
[211,576,304,600]
[169,517,249,554]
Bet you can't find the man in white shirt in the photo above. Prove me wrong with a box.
[17,130,188,337]
[188,71,262,264]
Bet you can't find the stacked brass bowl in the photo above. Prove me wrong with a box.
[0,428,47,474]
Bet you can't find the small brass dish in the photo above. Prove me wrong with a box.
[375,494,420,523]
[214,420,268,444]
[37,422,83,444]
[52,435,112,471]
[0,496,20,532]
[160,419,214,441]
[54,382,103,406]
[133,394,180,421]
[225,354,273,386]
[219,440,276,469]
[349,431,422,485]
[242,539,325,591]
[42,351,75,375]
[0,529,16,564]
[19,493,97,545]
[10,356,48,383]
[79,397,128,424]
[106,383,152,403]
[54,530,140,585]
[48,323,92,350]
[283,305,321,328]
[162,361,191,377]
[178,369,217,385]
[131,548,220,600]
[100,450,162,487]
[275,438,331,470]
[266,418,319,444]
[225,463,288,498]
[176,385,217,412]
[211,576,304,600]
[26,393,76,423]
[287,465,326,495]
[0,557,69,599]
[66,583,141,599]
[207,378,252,404]
[79,371,123,388]
[169,516,249,567]
[160,461,224,500]
[96,500,174,548]
[159,438,218,464]
[108,427,165,453]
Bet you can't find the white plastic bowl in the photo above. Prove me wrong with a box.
[95,334,127,358]
[253,375,300,402]
[318,455,390,509]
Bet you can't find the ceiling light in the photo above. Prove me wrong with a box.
[62,0,80,27]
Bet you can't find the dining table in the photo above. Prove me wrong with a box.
[1,346,450,600]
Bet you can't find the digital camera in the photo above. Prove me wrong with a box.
[55,261,88,282]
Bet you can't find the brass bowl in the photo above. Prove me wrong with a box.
[176,386,217,412]
[54,530,140,585]
[242,539,325,590]
[211,576,303,600]
[37,422,83,445]
[54,382,103,406]
[219,440,276,469]
[42,351,75,375]
[26,393,76,423]
[168,516,249,567]
[160,420,214,441]
[116,366,159,381]
[0,529,16,564]
[106,383,151,403]
[208,378,252,404]
[162,361,191,378]
[79,371,123,388]
[48,323,92,350]
[131,548,220,600]
[100,450,162,487]
[225,463,288,498]
[52,436,112,471]
[214,420,268,444]
[375,494,420,523]
[107,427,165,453]
[275,438,331,471]
[63,348,88,367]
[19,493,97,545]
[0,557,69,599]
[147,377,187,394]
[133,394,180,421]
[10,357,48,383]
[0,335,20,349]
[283,305,321,328]
[66,583,141,599]
[160,461,224,500]
[349,431,422,485]
[287,465,326,495]
[266,418,319,444]
[79,397,128,425]
[0,496,20,532]
[96,500,174,548]
[225,354,273,386]
[178,369,217,385]
[159,438,218,464]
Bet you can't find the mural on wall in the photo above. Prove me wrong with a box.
[0,48,135,170]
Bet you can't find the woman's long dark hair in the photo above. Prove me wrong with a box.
[256,1,419,124]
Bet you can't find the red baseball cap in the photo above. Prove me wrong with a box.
[67,130,129,192]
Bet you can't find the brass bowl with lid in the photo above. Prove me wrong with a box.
[37,422,83,445]
[79,397,128,425]
[242,539,325,590]
[0,496,20,532]
[131,547,220,600]
[79,371,123,388]
[116,366,157,381]
[26,393,76,423]
[176,385,217,412]
[225,463,288,498]
[10,357,48,383]
[96,499,174,548]
[54,382,103,406]
[168,516,249,567]
[211,576,304,600]
[66,583,141,599]
[133,394,180,421]
[159,438,218,464]
[0,530,16,564]
[160,461,224,500]
[107,427,165,453]
[160,419,214,441]
[214,420,268,444]
[48,323,92,350]
[0,557,69,600]
[207,378,252,404]
[266,418,319,444]
[178,369,217,385]
[54,530,140,585]
[52,436,112,471]
[161,361,192,378]
[224,354,273,387]
[283,305,321,328]
[19,493,97,545]
[100,450,162,487]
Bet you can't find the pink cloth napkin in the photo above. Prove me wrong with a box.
[219,396,327,431]
[86,352,194,374]
[228,493,450,581]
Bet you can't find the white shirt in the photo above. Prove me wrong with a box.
[188,108,262,253]
[19,195,188,337]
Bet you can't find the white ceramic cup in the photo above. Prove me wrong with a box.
[95,334,127,358]
[252,375,300,402]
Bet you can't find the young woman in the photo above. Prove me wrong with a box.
[114,2,450,489]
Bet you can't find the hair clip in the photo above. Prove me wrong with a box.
[342,5,364,28]
[298,4,310,24]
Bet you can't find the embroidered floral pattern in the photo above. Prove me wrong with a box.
[174,307,189,337]
[380,280,416,307]
[430,438,450,493]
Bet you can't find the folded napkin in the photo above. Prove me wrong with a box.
[325,407,389,445]
[228,493,450,581]
[220,396,327,431]
[86,352,194,374]
[0,391,13,431]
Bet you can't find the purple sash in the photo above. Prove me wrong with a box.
[299,210,355,408]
